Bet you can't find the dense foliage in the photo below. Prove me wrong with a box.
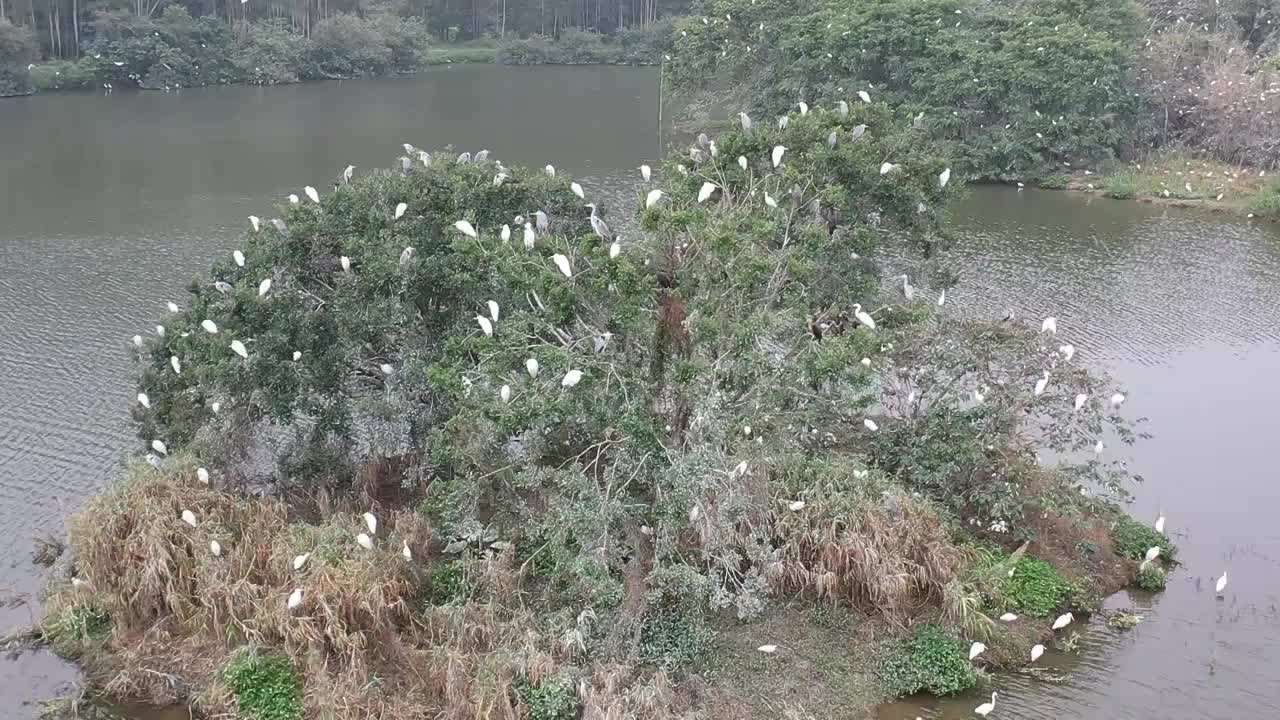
[666,0,1145,180]
[0,18,35,96]
[1111,513,1177,562]
[882,624,978,696]
[1000,555,1076,618]
[498,20,673,64]
[223,649,304,720]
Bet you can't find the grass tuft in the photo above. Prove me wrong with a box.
[1111,514,1177,563]
[881,624,978,697]
[1000,556,1076,618]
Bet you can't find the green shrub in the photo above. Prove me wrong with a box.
[222,649,303,720]
[1000,556,1075,618]
[518,677,579,720]
[1111,514,1177,563]
[423,47,496,65]
[1038,175,1071,190]
[497,35,561,65]
[369,11,431,73]
[29,60,96,91]
[44,603,110,655]
[310,14,393,78]
[236,20,313,85]
[1247,182,1280,218]
[1136,565,1167,592]
[427,559,471,605]
[1103,174,1138,199]
[0,18,36,97]
[882,624,978,697]
[638,611,716,669]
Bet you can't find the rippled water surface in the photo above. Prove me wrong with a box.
[2,67,1279,719]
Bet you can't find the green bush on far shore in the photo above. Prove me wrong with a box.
[498,21,671,66]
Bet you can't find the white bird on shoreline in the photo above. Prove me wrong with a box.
[1215,572,1228,594]
[167,301,180,313]
[969,641,986,660]
[1154,514,1166,534]
[138,393,151,409]
[248,216,260,232]
[975,692,997,717]
[646,189,664,208]
[1052,612,1074,630]
[640,164,652,181]
[1041,316,1057,334]
[132,335,143,348]
[571,182,585,199]
[1030,644,1045,662]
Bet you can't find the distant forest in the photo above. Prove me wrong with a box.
[2,0,692,60]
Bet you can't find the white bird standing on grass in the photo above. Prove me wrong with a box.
[380,363,394,376]
[340,256,351,273]
[858,90,871,103]
[863,418,879,432]
[552,254,573,278]
[181,510,197,527]
[526,358,540,377]
[646,189,664,208]
[170,356,181,374]
[487,300,500,322]
[772,145,786,168]
[698,182,717,203]
[201,319,218,334]
[789,500,806,511]
[258,278,272,297]
[523,223,536,250]
[210,540,222,556]
[1034,371,1050,396]
[940,167,951,188]
[999,612,1018,622]
[571,182,585,199]
[395,202,407,220]
[287,588,303,610]
[356,533,375,550]
[454,219,477,238]
[738,156,748,171]
[757,644,777,653]
[292,553,310,570]
[476,315,494,336]
[880,162,898,175]
[402,542,412,561]
[853,303,876,330]
[363,512,378,535]
[561,369,583,388]
[230,340,249,359]
[500,385,512,403]
[152,439,168,455]
[610,241,621,259]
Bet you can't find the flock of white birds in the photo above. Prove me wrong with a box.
[125,111,1232,716]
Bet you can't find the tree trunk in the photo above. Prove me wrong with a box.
[72,0,79,58]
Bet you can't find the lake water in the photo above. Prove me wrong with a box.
[2,66,1278,719]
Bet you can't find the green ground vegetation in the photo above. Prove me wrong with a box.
[42,102,1158,718]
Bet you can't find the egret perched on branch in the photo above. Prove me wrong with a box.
[939,167,951,188]
[858,90,871,103]
[772,145,786,168]
[698,182,717,203]
[640,164,652,181]
[292,553,310,570]
[500,224,511,242]
[1154,514,1166,534]
[288,194,299,204]
[525,358,540,378]
[248,216,260,232]
[487,300,500,322]
[395,202,407,220]
[304,186,320,204]
[343,165,354,183]
[836,100,849,117]
[230,340,249,359]
[738,156,748,171]
[561,369,583,388]
[545,164,556,177]
[552,254,573,278]
[233,250,246,267]
[765,192,778,208]
[454,219,477,238]
[610,241,621,258]
[523,223,536,250]
[1041,316,1058,334]
[646,189,665,208]
[402,542,412,561]
[777,116,789,130]
[586,204,612,239]
[852,303,876,329]
[1034,371,1050,396]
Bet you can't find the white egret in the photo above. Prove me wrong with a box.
[561,369,583,388]
[999,612,1018,622]
[772,145,786,168]
[138,392,151,409]
[973,388,986,403]
[362,512,377,534]
[292,553,310,570]
[181,509,197,527]
[526,358,540,377]
[864,418,879,432]
[248,216,260,232]
[697,182,717,203]
[1111,392,1126,407]
[487,300,500,322]
[476,315,493,336]
[1215,572,1228,594]
[860,357,871,367]
[1041,316,1058,334]
[167,301,180,313]
[552,254,573,278]
[969,641,986,660]
[640,164,652,181]
[210,540,222,556]
[610,241,621,259]
[132,335,143,347]
[399,246,416,268]
[233,250,246,267]
[586,204,612,239]
[897,274,915,301]
[288,194,299,204]
[797,101,809,115]
[1154,514,1165,534]
[1144,546,1161,563]
[789,500,806,511]
[339,255,351,273]
[738,156,748,171]
[417,150,430,166]
[571,182,585,199]
[401,542,412,561]
[402,143,415,154]
[836,100,849,117]
[765,192,778,208]
[852,303,876,329]
[851,124,867,141]
[356,533,375,550]
[343,165,354,183]
[1074,393,1088,411]
[211,402,221,413]
[201,319,218,334]
[271,218,287,233]
[230,340,249,359]
[500,385,512,403]
[258,278,271,297]
[777,116,789,130]
[1059,344,1075,360]
[858,90,871,103]
[381,363,394,376]
[939,167,951,188]
[454,219,478,238]
[514,223,532,251]
[757,644,777,653]
[395,202,407,220]
[170,356,181,374]
[974,692,997,717]
[151,439,168,455]
[1030,644,1045,662]
[646,189,664,208]
[214,281,233,294]
[500,224,511,242]
[739,112,753,131]
[292,351,301,361]
[545,164,556,177]
[1034,371,1050,396]
[879,162,898,175]
[287,588,303,610]
[1052,612,1074,630]
[1094,440,1104,454]
[938,289,946,306]
[304,186,320,204]
[197,467,210,484]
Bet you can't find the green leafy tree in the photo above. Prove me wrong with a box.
[0,18,36,97]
